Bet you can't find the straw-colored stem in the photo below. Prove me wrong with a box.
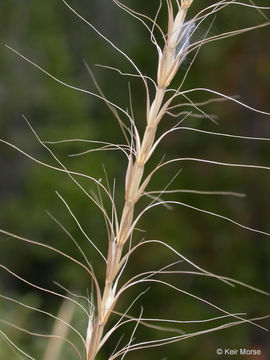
[87,86,166,360]
[87,2,193,357]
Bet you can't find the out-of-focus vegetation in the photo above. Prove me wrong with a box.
[0,1,270,359]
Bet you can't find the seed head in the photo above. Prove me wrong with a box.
[157,4,194,87]
[175,20,195,61]
[181,0,193,9]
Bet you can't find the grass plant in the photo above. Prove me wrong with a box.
[1,1,270,359]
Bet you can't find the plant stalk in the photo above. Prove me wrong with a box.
[87,2,192,357]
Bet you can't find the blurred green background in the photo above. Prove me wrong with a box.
[0,1,270,359]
